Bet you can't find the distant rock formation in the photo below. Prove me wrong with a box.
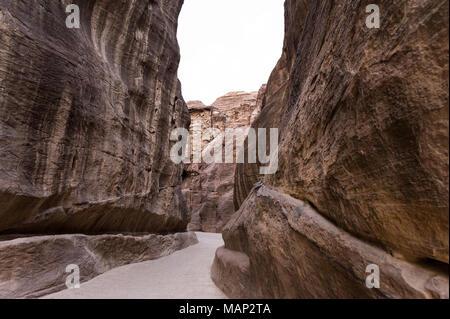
[213,0,449,298]
[182,87,265,232]
[0,0,190,234]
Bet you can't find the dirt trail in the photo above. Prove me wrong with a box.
[43,232,227,299]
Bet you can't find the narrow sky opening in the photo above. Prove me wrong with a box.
[177,0,285,105]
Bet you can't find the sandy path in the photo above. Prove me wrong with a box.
[43,232,227,299]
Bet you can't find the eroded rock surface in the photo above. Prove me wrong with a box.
[213,185,448,299]
[0,232,198,298]
[0,0,189,234]
[216,0,449,298]
[183,89,264,232]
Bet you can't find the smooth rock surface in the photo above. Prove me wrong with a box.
[0,0,190,234]
[43,232,226,299]
[0,232,198,299]
[223,0,449,298]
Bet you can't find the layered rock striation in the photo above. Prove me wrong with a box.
[183,88,265,232]
[0,0,200,299]
[214,0,449,298]
[0,0,189,234]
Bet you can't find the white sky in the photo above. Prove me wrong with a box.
[177,0,285,105]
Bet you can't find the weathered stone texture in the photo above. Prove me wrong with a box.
[183,89,264,232]
[0,232,198,298]
[217,0,449,298]
[0,0,190,234]
[213,185,448,299]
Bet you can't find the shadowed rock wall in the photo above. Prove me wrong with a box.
[215,0,449,298]
[0,0,190,234]
[0,232,198,298]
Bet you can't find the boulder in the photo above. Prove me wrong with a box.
[213,185,448,298]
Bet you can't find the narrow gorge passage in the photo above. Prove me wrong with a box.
[0,0,448,301]
[43,233,226,299]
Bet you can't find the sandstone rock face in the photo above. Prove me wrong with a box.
[183,89,264,232]
[216,0,449,298]
[213,185,448,299]
[0,232,198,298]
[0,0,189,234]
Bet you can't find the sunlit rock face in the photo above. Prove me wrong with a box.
[182,88,265,233]
[215,0,449,298]
[0,0,190,234]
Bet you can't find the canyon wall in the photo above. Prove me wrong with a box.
[0,0,200,298]
[0,232,197,298]
[0,0,190,234]
[183,88,264,232]
[214,0,449,298]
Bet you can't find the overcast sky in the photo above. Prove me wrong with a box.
[177,0,285,105]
